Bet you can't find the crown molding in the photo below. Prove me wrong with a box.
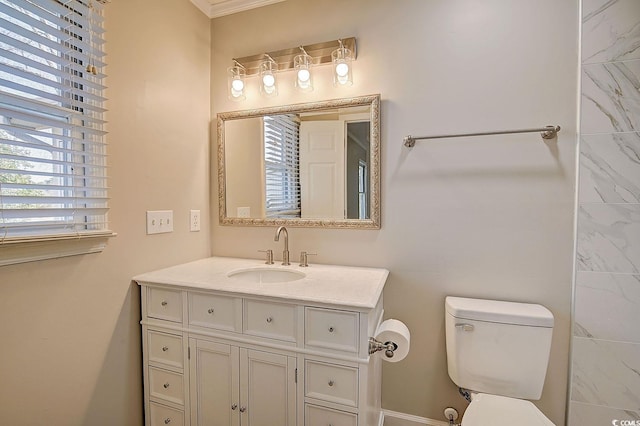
[190,0,211,16]
[190,0,286,18]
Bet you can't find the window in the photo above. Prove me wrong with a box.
[263,114,300,218]
[0,0,109,248]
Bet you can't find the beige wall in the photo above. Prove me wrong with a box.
[211,0,578,423]
[0,1,210,425]
[225,117,264,218]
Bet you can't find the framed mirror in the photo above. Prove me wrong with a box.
[217,94,380,229]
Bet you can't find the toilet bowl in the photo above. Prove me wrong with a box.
[444,296,555,425]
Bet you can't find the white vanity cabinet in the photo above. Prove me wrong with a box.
[136,257,388,426]
[189,339,297,426]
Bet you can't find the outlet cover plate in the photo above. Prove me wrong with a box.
[190,209,201,232]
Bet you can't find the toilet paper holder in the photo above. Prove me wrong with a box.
[368,337,398,358]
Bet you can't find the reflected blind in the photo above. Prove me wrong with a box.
[264,115,300,218]
[0,0,109,243]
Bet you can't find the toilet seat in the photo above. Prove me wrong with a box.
[462,393,555,426]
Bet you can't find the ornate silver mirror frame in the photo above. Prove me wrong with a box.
[217,94,380,229]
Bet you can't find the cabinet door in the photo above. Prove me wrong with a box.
[189,339,240,426]
[240,348,296,426]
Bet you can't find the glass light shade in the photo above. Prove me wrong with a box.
[260,61,278,97]
[294,54,313,92]
[331,47,353,86]
[227,66,246,100]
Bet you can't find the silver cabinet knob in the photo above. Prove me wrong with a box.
[208,308,214,314]
[266,317,273,323]
[239,406,246,413]
[231,404,238,410]
[328,326,334,333]
[162,346,169,352]
[164,418,171,424]
[163,382,170,389]
[161,301,168,306]
[328,380,334,387]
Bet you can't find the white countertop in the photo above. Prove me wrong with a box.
[133,256,389,309]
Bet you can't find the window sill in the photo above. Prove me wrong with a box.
[0,232,117,267]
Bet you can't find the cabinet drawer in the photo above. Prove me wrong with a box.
[148,288,183,323]
[305,360,359,407]
[305,307,359,353]
[148,330,183,369]
[244,300,297,342]
[149,366,184,406]
[149,401,184,426]
[305,404,357,426]
[188,292,242,332]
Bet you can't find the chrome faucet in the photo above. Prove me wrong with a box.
[274,226,290,265]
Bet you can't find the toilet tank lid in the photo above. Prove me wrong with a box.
[445,297,554,327]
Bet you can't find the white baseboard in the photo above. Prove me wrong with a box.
[383,409,450,426]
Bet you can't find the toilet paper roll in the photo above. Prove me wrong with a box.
[374,319,411,362]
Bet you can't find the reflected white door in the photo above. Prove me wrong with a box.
[299,120,345,219]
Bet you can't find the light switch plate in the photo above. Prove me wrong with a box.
[146,210,173,234]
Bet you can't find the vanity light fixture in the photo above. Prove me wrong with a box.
[228,61,246,101]
[332,39,353,86]
[260,54,278,97]
[294,47,313,92]
[229,37,356,100]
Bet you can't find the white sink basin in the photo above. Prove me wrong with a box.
[227,267,306,283]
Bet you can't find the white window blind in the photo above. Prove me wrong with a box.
[0,0,109,244]
[264,114,300,218]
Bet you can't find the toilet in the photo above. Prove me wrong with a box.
[444,296,555,426]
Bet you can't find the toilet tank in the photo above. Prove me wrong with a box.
[445,296,554,400]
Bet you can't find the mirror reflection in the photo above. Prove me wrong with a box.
[218,95,380,228]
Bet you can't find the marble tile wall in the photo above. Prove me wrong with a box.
[571,0,640,423]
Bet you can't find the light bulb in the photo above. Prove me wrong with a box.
[231,78,244,92]
[263,73,275,88]
[335,62,349,77]
[297,69,310,82]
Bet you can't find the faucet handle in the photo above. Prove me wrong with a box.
[299,251,317,267]
[258,249,274,265]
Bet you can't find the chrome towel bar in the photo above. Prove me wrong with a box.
[403,125,561,147]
